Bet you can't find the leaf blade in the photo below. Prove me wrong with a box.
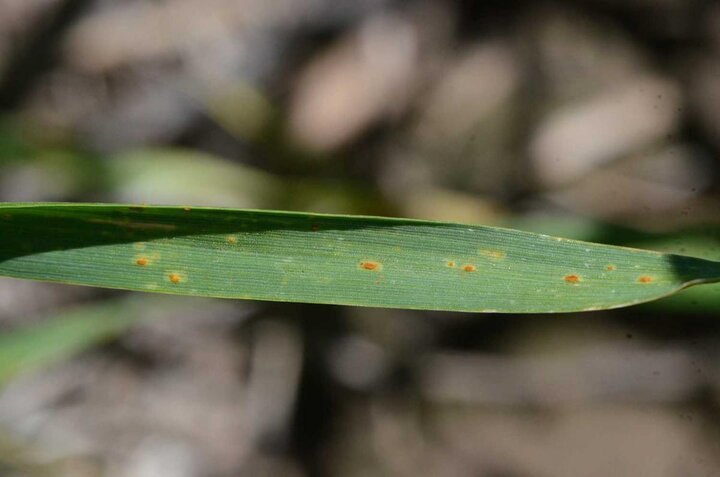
[1,203,719,313]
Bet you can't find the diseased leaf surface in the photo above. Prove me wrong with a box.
[1,203,719,313]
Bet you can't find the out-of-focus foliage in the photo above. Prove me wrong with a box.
[0,296,209,386]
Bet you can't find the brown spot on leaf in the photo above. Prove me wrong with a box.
[360,261,381,271]
[606,265,616,271]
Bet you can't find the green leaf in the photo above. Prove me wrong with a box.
[0,300,137,386]
[0,203,719,313]
[509,215,720,313]
[0,295,236,387]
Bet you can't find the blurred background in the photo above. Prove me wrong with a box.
[1,0,720,475]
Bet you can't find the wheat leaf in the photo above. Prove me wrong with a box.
[1,203,718,313]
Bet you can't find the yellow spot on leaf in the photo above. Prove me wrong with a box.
[227,235,238,244]
[447,261,456,268]
[480,250,506,260]
[182,206,192,212]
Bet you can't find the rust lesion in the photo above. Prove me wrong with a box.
[462,264,477,272]
[360,261,381,271]
[564,274,581,283]
[638,275,653,284]
[135,257,149,266]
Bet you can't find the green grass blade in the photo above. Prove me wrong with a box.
[0,203,719,313]
[0,295,235,387]
[0,300,137,386]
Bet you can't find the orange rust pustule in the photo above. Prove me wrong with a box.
[606,265,616,271]
[638,276,653,283]
[564,274,581,283]
[168,273,182,284]
[136,257,149,266]
[360,261,380,271]
[462,264,477,272]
